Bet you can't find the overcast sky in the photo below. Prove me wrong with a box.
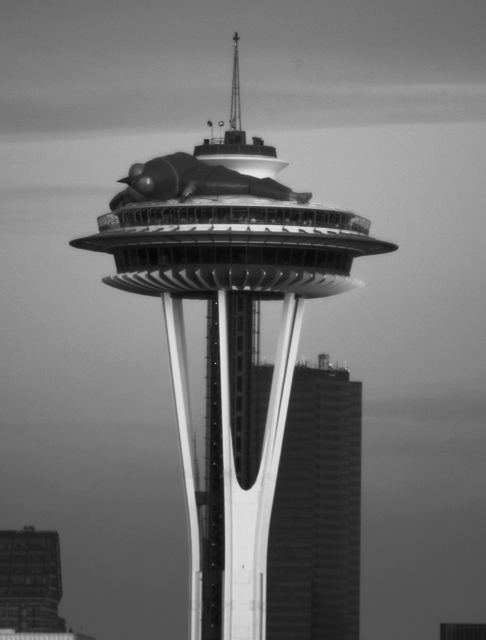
[1,2,486,640]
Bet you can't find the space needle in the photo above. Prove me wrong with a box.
[70,33,397,640]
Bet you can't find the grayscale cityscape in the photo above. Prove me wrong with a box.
[1,3,486,640]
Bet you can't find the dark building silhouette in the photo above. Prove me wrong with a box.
[0,527,66,632]
[441,624,486,640]
[250,357,362,640]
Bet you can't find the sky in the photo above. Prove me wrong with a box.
[1,2,486,640]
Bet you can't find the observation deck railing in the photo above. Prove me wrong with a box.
[98,205,371,235]
[194,143,277,158]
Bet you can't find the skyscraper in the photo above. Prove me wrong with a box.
[0,527,95,640]
[441,624,486,640]
[0,527,66,632]
[263,359,362,640]
[70,33,396,640]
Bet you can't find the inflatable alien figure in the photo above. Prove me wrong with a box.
[109,152,311,211]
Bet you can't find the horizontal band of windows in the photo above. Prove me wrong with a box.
[194,144,277,157]
[114,205,370,235]
[114,246,353,274]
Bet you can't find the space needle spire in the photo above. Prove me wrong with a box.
[229,31,241,131]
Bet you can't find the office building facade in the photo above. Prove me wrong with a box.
[0,527,66,633]
[441,624,486,640]
[251,359,361,640]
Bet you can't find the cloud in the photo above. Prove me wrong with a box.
[3,0,486,139]
[0,185,111,234]
[246,82,486,128]
[365,378,486,424]
[361,378,486,639]
[362,379,486,515]
[3,185,109,200]
[2,80,486,137]
[363,380,486,463]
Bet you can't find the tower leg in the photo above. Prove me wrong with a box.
[162,291,305,640]
[162,293,202,640]
[218,291,305,640]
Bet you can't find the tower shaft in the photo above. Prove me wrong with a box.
[202,296,224,640]
[202,293,263,639]
[163,291,306,640]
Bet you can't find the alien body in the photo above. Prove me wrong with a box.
[109,152,311,211]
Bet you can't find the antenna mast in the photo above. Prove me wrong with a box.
[229,32,242,131]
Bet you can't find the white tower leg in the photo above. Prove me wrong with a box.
[162,293,202,640]
[218,291,305,640]
[163,291,305,640]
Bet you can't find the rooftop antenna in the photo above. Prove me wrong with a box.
[229,32,242,131]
